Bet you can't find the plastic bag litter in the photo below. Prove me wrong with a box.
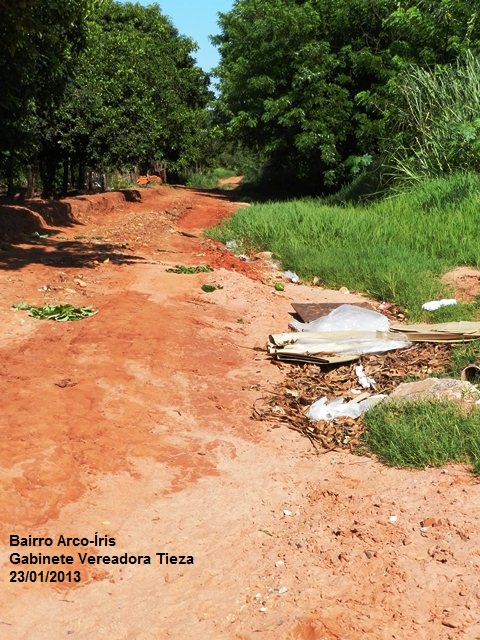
[225,240,239,251]
[282,270,300,283]
[307,394,386,421]
[355,365,376,389]
[290,304,389,332]
[422,299,457,311]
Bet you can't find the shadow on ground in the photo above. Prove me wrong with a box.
[0,237,147,271]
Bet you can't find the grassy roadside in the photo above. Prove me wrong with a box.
[207,173,480,321]
[362,400,480,474]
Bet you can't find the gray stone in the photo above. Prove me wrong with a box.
[389,377,480,405]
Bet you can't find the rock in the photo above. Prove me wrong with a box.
[253,251,273,260]
[388,377,480,405]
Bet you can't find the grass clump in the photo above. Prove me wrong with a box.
[207,173,480,320]
[186,167,236,190]
[362,400,480,474]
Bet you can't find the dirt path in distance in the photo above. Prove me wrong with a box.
[1,186,479,640]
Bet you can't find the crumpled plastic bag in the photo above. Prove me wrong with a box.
[421,299,457,311]
[355,364,376,389]
[290,304,390,333]
[282,270,300,283]
[307,394,386,421]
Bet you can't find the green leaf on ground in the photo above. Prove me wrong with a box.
[166,264,214,274]
[13,302,98,321]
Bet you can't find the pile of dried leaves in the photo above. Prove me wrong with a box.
[253,343,452,452]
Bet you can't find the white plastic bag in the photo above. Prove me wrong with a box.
[355,365,376,389]
[282,270,300,283]
[307,394,386,421]
[421,299,457,311]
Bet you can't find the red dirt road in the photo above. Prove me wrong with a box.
[1,187,479,639]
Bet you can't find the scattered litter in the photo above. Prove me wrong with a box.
[283,509,293,517]
[12,302,97,322]
[31,231,49,239]
[389,515,398,524]
[225,240,239,251]
[282,270,300,283]
[259,607,268,613]
[274,282,285,292]
[355,365,376,389]
[339,287,350,294]
[254,341,452,450]
[166,264,213,274]
[378,301,392,311]
[275,560,284,568]
[307,395,386,421]
[277,586,288,595]
[258,528,273,536]
[422,298,457,311]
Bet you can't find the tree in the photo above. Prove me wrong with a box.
[213,0,480,192]
[0,0,94,195]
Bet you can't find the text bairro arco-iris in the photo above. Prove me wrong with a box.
[7,533,194,584]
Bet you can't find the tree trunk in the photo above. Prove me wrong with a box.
[71,160,76,191]
[77,159,85,191]
[26,164,34,198]
[62,155,69,196]
[6,153,14,199]
[40,153,58,199]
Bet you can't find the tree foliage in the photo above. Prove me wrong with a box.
[213,0,480,191]
[0,1,214,197]
[0,0,94,192]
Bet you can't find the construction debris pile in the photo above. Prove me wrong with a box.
[256,304,480,452]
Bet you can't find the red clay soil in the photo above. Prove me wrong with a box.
[1,186,479,640]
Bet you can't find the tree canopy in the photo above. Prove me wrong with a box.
[213,0,480,191]
[0,1,212,196]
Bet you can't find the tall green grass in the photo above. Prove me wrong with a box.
[386,53,480,185]
[362,401,480,474]
[207,173,480,319]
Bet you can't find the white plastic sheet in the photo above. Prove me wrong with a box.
[290,304,390,332]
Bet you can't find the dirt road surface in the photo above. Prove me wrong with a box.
[1,186,479,639]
